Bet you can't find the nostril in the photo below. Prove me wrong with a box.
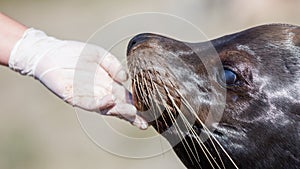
[131,41,137,46]
[127,33,153,54]
[127,40,136,55]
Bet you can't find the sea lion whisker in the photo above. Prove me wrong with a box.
[146,69,182,132]
[134,76,144,106]
[165,79,226,168]
[174,88,238,169]
[146,71,188,148]
[142,72,165,132]
[128,25,300,168]
[176,91,228,169]
[147,72,168,129]
[154,77,203,162]
[163,105,200,167]
[133,57,231,169]
[169,88,226,168]
[166,108,201,168]
[150,76,206,168]
[138,72,151,103]
[178,112,222,169]
[180,99,226,168]
[159,80,221,169]
[141,76,167,154]
[169,99,221,168]
[128,58,139,74]
[149,78,200,167]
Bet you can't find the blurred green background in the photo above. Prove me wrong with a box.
[0,0,299,169]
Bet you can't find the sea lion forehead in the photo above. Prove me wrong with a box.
[291,27,300,47]
[238,24,299,39]
[213,24,300,49]
[216,24,300,65]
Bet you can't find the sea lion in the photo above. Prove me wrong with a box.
[126,24,300,169]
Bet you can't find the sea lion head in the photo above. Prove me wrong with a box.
[126,24,300,169]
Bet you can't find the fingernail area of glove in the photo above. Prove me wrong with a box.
[115,70,128,82]
[133,116,148,130]
[97,94,116,111]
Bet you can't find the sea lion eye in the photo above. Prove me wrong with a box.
[221,69,237,86]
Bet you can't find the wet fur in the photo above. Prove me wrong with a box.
[127,24,300,169]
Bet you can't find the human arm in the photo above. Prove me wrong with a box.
[0,12,27,65]
[0,13,148,129]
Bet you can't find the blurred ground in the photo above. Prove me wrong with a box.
[0,0,299,169]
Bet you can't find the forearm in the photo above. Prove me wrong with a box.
[0,12,27,66]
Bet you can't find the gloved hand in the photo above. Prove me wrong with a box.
[9,28,148,129]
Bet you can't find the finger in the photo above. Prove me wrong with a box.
[95,94,116,111]
[93,80,128,105]
[98,50,128,83]
[132,115,149,130]
[105,103,148,130]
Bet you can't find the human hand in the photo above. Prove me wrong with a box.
[9,28,148,129]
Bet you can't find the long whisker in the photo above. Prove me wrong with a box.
[138,65,197,160]
[148,74,202,167]
[147,61,220,168]
[144,71,168,132]
[173,86,226,168]
[175,97,222,169]
[172,86,238,169]
[144,70,196,164]
[137,68,170,156]
[129,54,238,169]
[156,79,202,163]
[158,77,220,169]
[148,60,226,168]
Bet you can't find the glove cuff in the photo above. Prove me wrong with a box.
[8,28,62,76]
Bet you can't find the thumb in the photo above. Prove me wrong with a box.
[105,103,148,130]
[97,50,128,83]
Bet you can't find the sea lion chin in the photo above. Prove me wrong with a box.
[126,24,300,169]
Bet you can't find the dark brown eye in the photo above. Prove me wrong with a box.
[221,68,237,86]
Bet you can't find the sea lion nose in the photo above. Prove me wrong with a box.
[127,33,155,54]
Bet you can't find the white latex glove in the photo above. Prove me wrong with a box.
[9,28,148,129]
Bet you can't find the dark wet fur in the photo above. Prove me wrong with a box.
[127,24,300,169]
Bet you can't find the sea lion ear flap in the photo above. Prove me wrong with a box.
[292,27,300,47]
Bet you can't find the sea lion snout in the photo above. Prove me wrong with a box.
[127,33,154,54]
[127,33,216,131]
[127,33,188,127]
